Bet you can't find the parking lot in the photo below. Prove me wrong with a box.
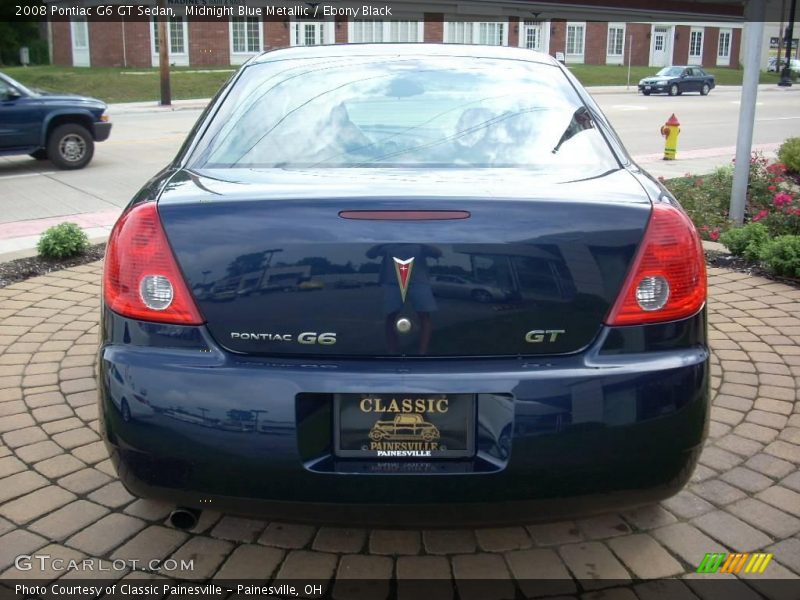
[0,83,799,594]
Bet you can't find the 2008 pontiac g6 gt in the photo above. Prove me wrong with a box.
[98,44,708,523]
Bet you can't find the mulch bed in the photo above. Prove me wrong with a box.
[0,244,796,290]
[0,243,106,289]
[705,249,800,288]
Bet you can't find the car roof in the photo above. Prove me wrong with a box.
[250,43,559,67]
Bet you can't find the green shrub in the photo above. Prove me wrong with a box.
[37,222,89,259]
[778,137,800,174]
[719,222,770,260]
[663,166,734,239]
[759,235,800,278]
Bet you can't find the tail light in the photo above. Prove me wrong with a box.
[103,202,204,325]
[605,202,706,326]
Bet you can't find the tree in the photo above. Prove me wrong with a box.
[0,1,46,65]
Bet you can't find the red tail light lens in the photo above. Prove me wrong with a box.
[103,203,204,325]
[605,202,706,326]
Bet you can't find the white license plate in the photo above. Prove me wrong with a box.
[645,85,652,90]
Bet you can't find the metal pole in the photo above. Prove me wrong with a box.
[730,0,766,224]
[627,33,632,90]
[157,0,171,106]
[779,0,797,86]
[777,0,787,70]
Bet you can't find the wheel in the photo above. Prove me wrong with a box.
[701,83,710,96]
[47,123,94,169]
[369,429,383,441]
[471,289,493,303]
[29,149,48,160]
[669,83,680,97]
[422,431,435,442]
[642,90,651,96]
[121,399,131,423]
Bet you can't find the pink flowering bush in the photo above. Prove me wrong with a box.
[664,149,800,278]
[663,151,799,241]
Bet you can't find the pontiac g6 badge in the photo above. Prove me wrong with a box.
[393,257,414,303]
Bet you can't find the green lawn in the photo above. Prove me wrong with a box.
[2,64,784,104]
[3,65,234,103]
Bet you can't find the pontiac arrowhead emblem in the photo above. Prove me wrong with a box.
[393,257,414,303]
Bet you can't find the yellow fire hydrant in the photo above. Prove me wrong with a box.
[660,113,680,160]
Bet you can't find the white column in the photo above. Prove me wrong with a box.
[730,0,766,224]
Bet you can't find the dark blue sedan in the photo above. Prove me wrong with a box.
[0,72,111,169]
[98,44,709,526]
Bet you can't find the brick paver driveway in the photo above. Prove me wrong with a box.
[0,262,799,592]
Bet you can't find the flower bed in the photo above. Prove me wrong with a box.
[663,140,800,280]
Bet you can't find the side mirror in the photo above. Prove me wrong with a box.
[3,89,22,101]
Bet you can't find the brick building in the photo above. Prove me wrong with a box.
[47,1,743,69]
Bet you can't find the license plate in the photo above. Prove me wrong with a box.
[645,85,652,90]
[334,393,475,459]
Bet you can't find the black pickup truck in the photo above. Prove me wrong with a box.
[0,71,111,169]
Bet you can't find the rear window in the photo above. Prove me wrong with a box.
[190,54,618,174]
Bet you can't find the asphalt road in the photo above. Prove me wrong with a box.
[1,85,799,226]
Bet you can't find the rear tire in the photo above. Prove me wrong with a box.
[701,83,710,96]
[669,83,680,96]
[642,90,651,96]
[29,149,48,160]
[47,123,94,170]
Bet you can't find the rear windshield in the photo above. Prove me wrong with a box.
[190,54,618,173]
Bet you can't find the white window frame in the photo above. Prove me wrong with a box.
[289,19,335,46]
[566,22,586,63]
[518,19,548,52]
[70,17,90,67]
[606,23,625,65]
[71,18,89,49]
[688,27,704,65]
[444,20,509,46]
[348,20,424,43]
[229,17,263,64]
[151,17,189,67]
[717,28,731,66]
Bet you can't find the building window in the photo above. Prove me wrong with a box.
[566,23,585,56]
[607,24,625,57]
[445,21,507,46]
[521,20,542,50]
[718,29,731,58]
[291,20,330,46]
[152,18,187,55]
[351,19,383,42]
[689,29,704,61]
[350,20,422,43]
[478,22,504,45]
[71,17,88,49]
[231,17,262,53]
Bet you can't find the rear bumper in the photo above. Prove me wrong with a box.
[93,122,112,142]
[98,310,709,521]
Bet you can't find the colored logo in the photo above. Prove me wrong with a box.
[696,552,773,574]
[393,257,414,303]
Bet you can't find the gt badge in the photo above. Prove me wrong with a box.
[393,257,414,303]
